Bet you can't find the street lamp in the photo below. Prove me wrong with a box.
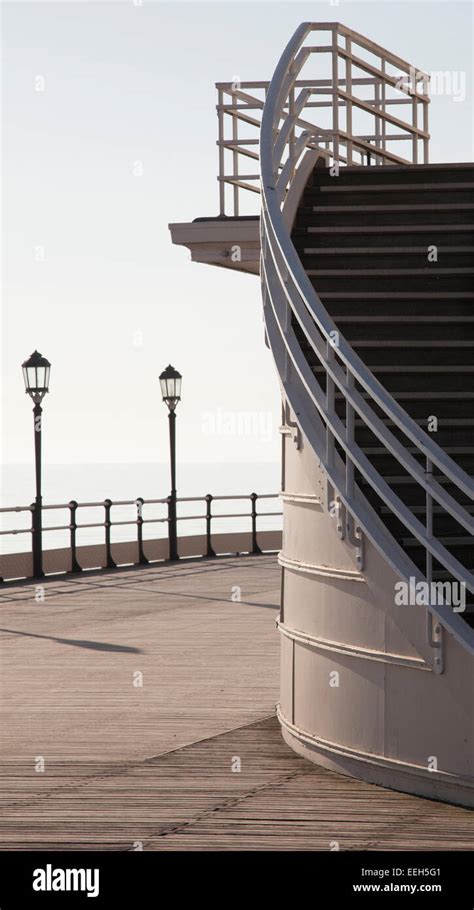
[22,350,51,578]
[159,365,181,561]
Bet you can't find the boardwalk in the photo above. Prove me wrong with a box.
[0,556,472,850]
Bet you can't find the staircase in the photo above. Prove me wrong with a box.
[171,20,474,806]
[292,162,474,626]
[257,23,474,804]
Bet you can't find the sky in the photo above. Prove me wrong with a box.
[1,0,473,487]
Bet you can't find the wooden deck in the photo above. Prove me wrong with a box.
[0,555,472,850]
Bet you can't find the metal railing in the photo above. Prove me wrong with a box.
[0,492,281,582]
[217,22,430,216]
[258,22,474,657]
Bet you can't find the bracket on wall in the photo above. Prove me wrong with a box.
[279,401,301,450]
[346,514,364,572]
[326,484,345,540]
[427,610,444,675]
[334,495,345,540]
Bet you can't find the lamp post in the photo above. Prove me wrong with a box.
[159,364,182,561]
[22,350,51,578]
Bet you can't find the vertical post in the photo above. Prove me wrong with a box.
[345,36,353,165]
[345,371,355,501]
[104,499,116,569]
[69,500,81,573]
[32,402,44,578]
[425,456,442,673]
[288,67,296,183]
[331,25,340,166]
[250,492,261,555]
[218,87,225,216]
[412,86,418,165]
[381,59,386,162]
[374,80,381,165]
[168,411,178,560]
[425,457,433,586]
[205,494,216,558]
[326,340,335,471]
[422,77,429,163]
[232,90,239,217]
[136,497,148,565]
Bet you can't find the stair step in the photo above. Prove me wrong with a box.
[357,451,474,476]
[354,425,474,449]
[300,247,474,255]
[360,446,474,455]
[380,505,474,516]
[334,316,474,323]
[313,278,474,296]
[309,204,474,213]
[305,224,474,233]
[325,302,474,319]
[319,291,474,298]
[361,481,472,506]
[401,536,473,547]
[332,323,474,342]
[310,164,474,188]
[306,344,474,367]
[314,182,474,194]
[303,190,474,208]
[297,210,474,227]
[307,267,474,276]
[354,418,474,430]
[337,398,474,421]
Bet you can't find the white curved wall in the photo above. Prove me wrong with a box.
[279,401,474,808]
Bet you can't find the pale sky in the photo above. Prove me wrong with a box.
[2,0,473,476]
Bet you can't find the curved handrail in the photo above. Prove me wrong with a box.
[260,23,474,652]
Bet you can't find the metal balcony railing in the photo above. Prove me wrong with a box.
[217,22,430,216]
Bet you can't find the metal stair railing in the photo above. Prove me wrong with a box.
[258,22,474,655]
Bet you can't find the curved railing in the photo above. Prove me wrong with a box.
[259,23,474,654]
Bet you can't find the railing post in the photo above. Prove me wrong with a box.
[425,457,433,586]
[374,79,382,165]
[205,494,216,558]
[381,59,387,161]
[232,90,239,217]
[345,371,355,501]
[326,339,336,471]
[288,65,296,181]
[331,25,340,166]
[104,499,116,569]
[345,36,353,165]
[136,497,148,565]
[412,85,418,165]
[218,87,226,215]
[68,500,82,573]
[425,456,443,673]
[250,492,262,555]
[422,76,430,163]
